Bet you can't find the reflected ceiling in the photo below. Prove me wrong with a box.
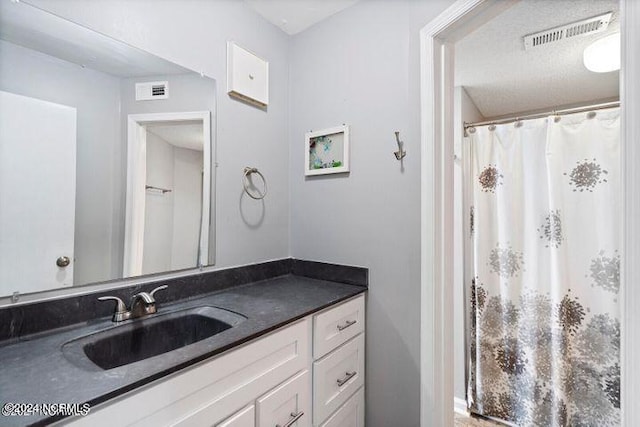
[0,1,189,77]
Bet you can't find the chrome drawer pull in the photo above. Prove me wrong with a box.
[337,319,357,331]
[337,371,357,387]
[276,411,304,427]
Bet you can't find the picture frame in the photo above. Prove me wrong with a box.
[305,125,350,176]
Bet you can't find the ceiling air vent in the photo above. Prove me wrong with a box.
[135,81,169,101]
[523,12,612,50]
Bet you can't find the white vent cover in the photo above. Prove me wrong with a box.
[135,81,169,101]
[523,12,612,50]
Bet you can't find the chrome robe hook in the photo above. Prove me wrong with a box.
[394,131,406,160]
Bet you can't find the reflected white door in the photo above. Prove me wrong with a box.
[0,90,76,295]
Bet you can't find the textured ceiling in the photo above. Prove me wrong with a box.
[455,0,620,119]
[244,0,359,35]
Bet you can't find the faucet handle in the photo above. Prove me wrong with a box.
[97,296,126,312]
[149,285,168,300]
[129,285,167,318]
[97,296,130,322]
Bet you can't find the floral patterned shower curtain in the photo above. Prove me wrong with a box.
[464,108,620,426]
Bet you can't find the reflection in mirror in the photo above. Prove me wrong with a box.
[0,1,216,299]
[144,121,205,274]
[124,113,211,277]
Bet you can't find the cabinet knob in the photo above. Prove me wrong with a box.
[56,256,71,267]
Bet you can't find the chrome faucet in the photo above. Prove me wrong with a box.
[98,285,168,322]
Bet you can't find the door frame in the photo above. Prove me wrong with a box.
[123,111,212,277]
[418,0,640,426]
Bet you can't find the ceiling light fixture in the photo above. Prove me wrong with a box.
[583,32,621,73]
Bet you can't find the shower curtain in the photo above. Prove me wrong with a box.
[464,108,620,426]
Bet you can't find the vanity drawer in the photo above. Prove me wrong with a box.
[256,370,310,427]
[319,386,364,427]
[312,334,365,425]
[217,404,255,427]
[313,295,364,359]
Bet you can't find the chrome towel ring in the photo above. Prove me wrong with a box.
[243,167,267,200]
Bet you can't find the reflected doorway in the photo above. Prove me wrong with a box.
[123,112,211,277]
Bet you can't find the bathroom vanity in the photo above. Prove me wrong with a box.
[0,259,367,427]
[67,294,365,427]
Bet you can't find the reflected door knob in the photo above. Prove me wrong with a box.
[56,256,71,267]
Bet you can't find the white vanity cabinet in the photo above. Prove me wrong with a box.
[313,296,364,360]
[63,294,365,427]
[312,296,365,427]
[256,370,310,427]
[318,388,364,427]
[218,369,311,427]
[216,405,255,427]
[65,320,310,427]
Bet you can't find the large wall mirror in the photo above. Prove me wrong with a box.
[0,1,216,300]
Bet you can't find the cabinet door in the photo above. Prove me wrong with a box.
[319,387,364,427]
[313,295,364,359]
[217,405,255,427]
[313,334,365,425]
[257,370,311,427]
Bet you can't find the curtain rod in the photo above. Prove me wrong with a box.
[464,100,620,130]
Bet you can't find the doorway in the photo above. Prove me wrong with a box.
[419,0,640,426]
[123,111,212,277]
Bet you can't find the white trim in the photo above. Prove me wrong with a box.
[421,1,638,426]
[123,120,147,277]
[200,113,212,268]
[419,2,486,425]
[453,397,468,416]
[621,0,640,425]
[124,111,212,276]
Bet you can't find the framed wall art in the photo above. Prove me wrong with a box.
[305,125,350,176]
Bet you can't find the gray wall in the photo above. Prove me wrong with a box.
[142,133,203,274]
[28,0,291,269]
[0,40,122,285]
[288,1,455,426]
[143,132,176,275]
[171,147,204,270]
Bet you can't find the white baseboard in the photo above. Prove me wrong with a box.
[453,397,468,415]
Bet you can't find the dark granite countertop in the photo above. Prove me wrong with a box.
[0,273,366,426]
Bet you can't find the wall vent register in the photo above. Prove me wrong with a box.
[135,81,169,101]
[523,12,612,50]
